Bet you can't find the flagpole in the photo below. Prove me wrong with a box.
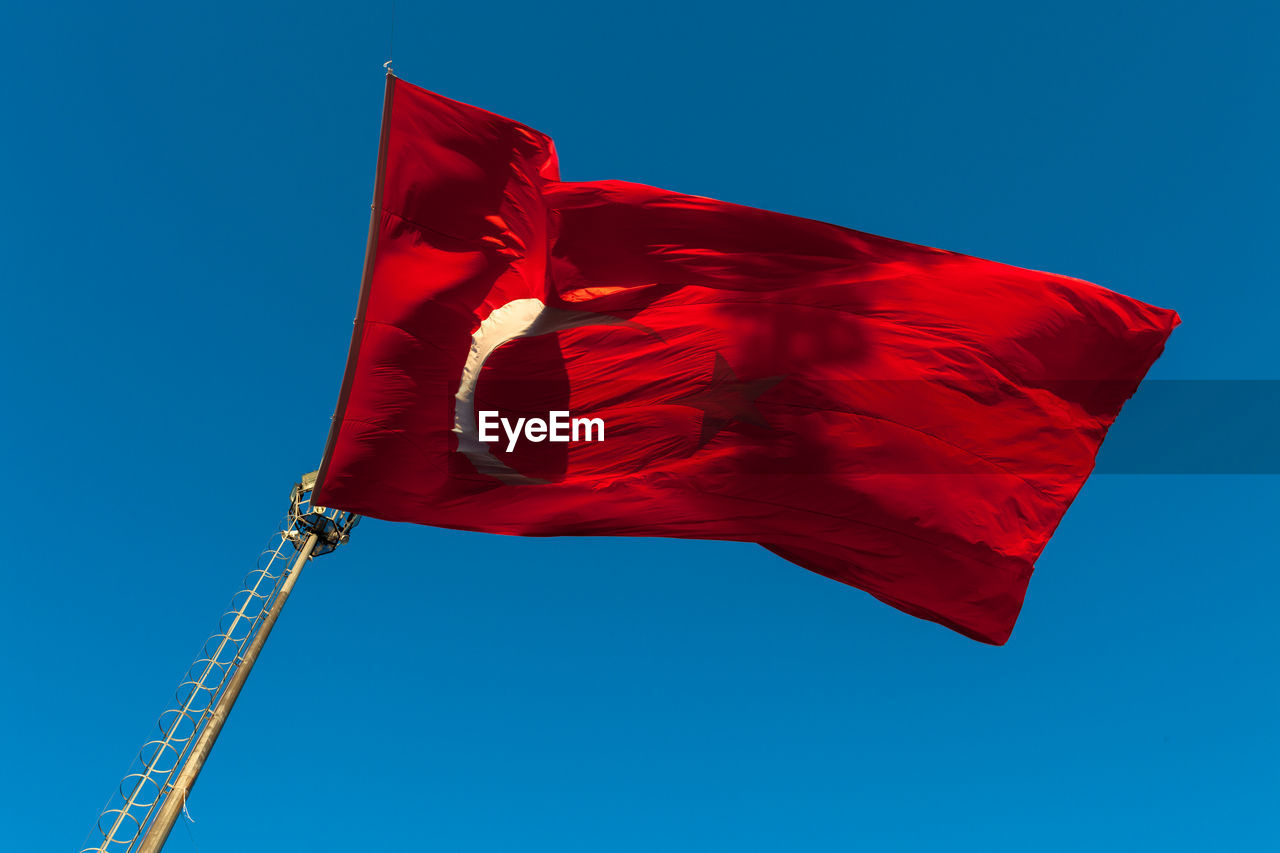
[81,477,358,853]
[133,529,320,853]
[86,69,389,853]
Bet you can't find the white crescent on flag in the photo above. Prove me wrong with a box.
[453,297,643,484]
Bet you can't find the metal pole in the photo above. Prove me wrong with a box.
[135,531,321,853]
[92,552,286,851]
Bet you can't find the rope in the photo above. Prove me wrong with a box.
[180,791,201,853]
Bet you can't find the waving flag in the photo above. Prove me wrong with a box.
[314,75,1178,644]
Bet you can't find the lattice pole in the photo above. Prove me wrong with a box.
[81,472,359,853]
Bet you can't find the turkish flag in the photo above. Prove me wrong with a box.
[314,76,1178,644]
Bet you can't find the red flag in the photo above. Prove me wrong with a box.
[314,76,1178,644]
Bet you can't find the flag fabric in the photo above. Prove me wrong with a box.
[314,76,1178,644]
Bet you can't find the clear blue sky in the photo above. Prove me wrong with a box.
[2,1,1276,850]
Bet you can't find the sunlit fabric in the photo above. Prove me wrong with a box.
[315,76,1178,644]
